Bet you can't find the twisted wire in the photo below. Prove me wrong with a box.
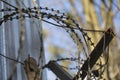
[0,2,110,79]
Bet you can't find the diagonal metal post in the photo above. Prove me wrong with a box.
[46,61,73,80]
[73,28,114,80]
[46,28,114,80]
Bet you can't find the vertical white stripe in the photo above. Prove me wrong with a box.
[1,2,7,80]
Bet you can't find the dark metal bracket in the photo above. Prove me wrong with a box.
[46,61,73,80]
[46,28,114,80]
[73,28,114,80]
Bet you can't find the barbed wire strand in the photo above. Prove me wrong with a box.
[0,52,24,65]
[0,0,18,9]
[0,2,113,79]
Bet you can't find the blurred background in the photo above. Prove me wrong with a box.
[41,0,120,80]
[0,0,120,80]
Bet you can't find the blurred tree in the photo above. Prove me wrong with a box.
[41,0,120,79]
[65,0,120,79]
[32,0,120,79]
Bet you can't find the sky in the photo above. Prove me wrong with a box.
[40,0,79,80]
[39,0,120,80]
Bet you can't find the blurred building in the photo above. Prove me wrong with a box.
[0,0,47,80]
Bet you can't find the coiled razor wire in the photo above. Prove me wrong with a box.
[0,1,110,80]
